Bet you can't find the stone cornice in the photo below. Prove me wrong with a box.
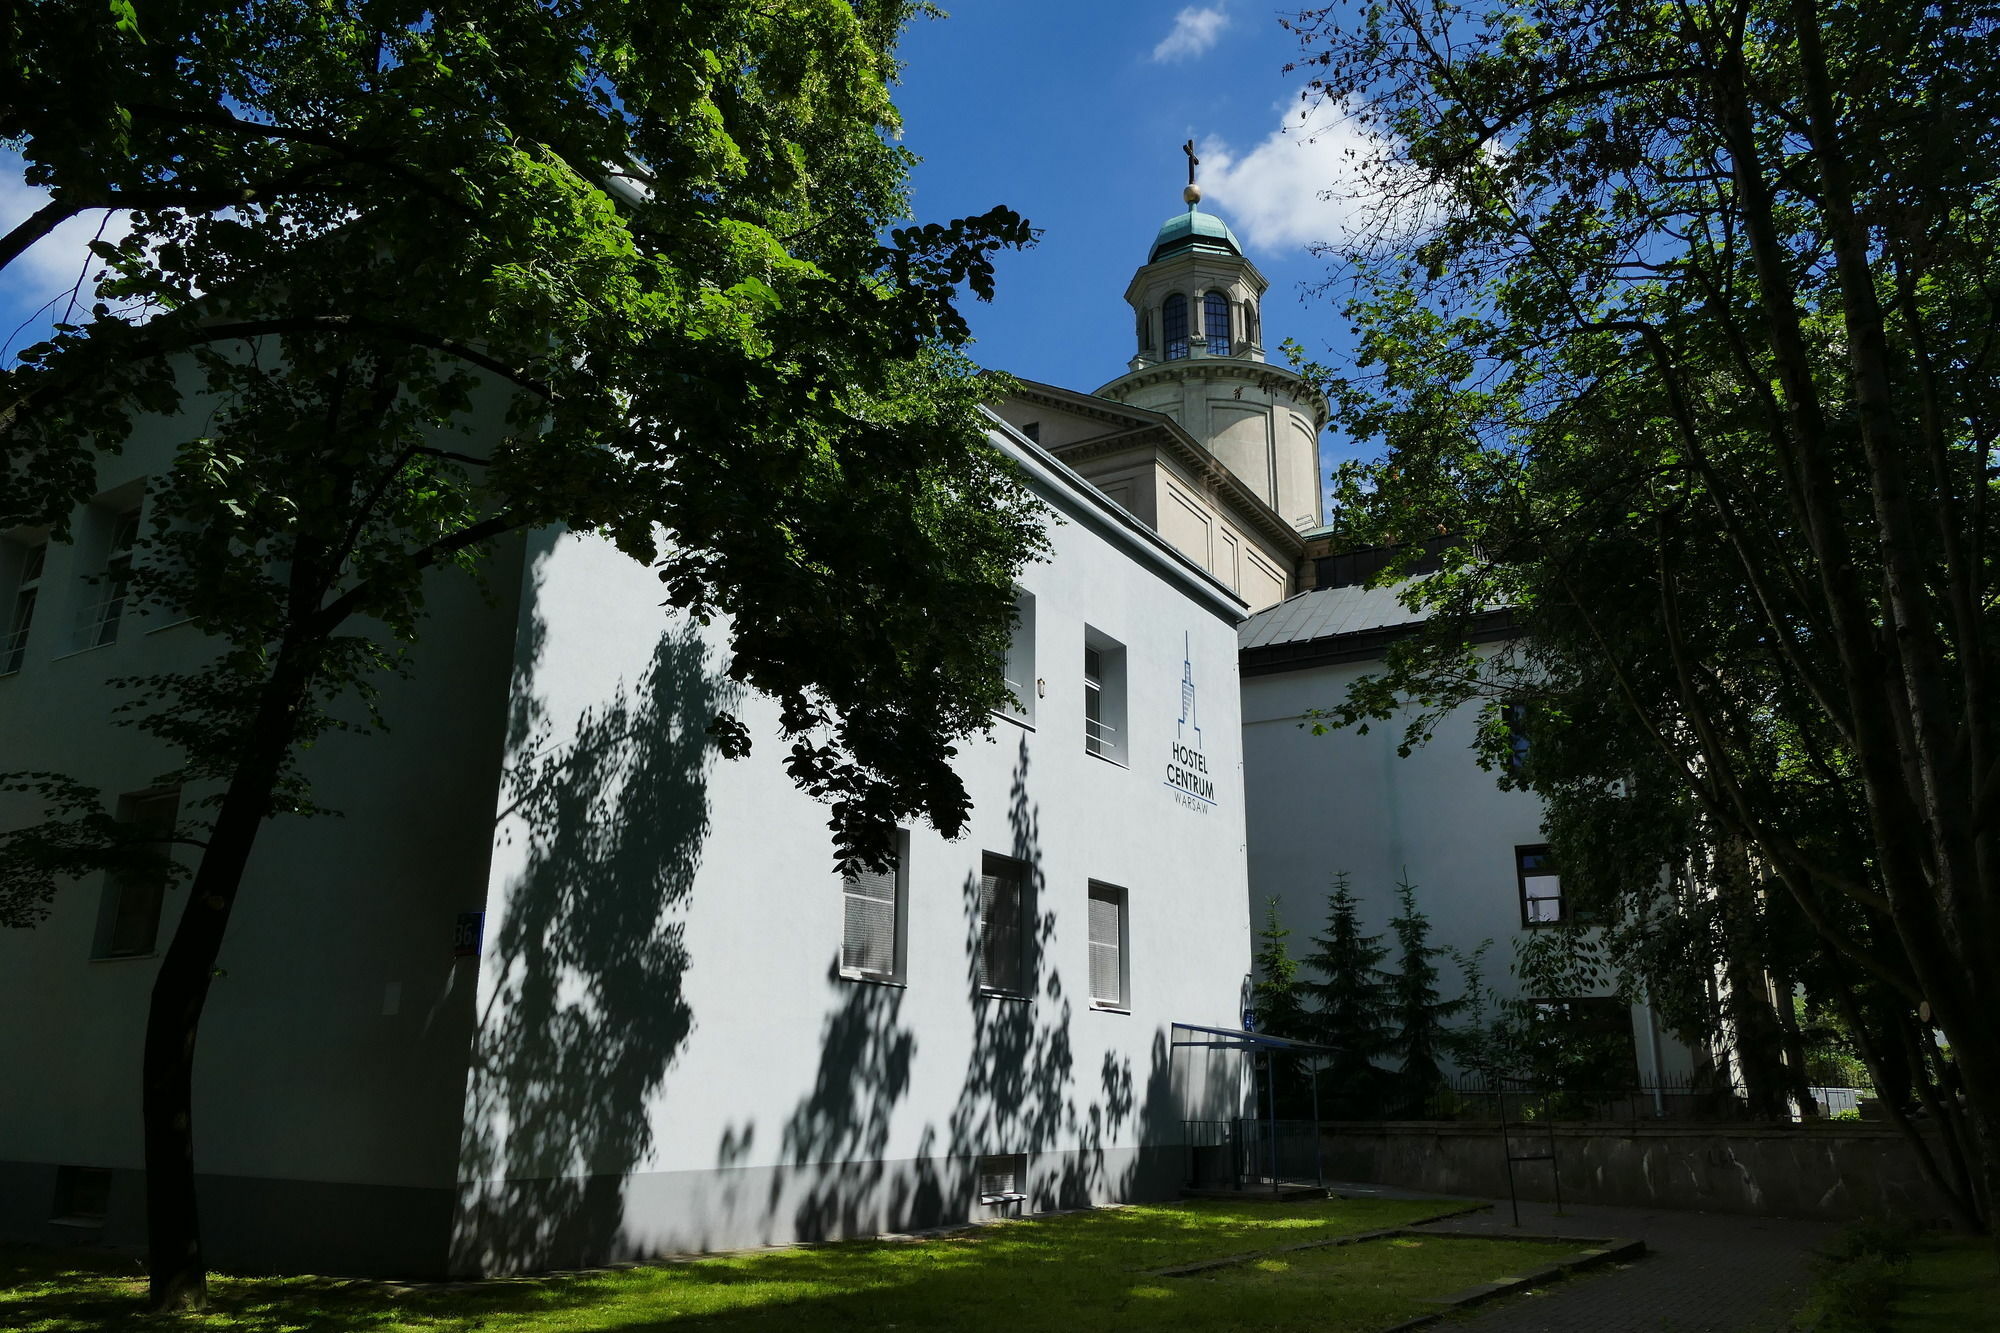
[1095,360,1331,431]
[1002,378,1308,559]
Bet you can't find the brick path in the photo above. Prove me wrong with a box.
[1343,1185,1837,1332]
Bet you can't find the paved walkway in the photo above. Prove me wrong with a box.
[1340,1184,1837,1332]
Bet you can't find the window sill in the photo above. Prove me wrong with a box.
[978,987,1033,1004]
[1085,750,1129,771]
[993,711,1036,732]
[979,1192,1028,1206]
[145,616,195,636]
[89,952,158,964]
[48,1216,106,1230]
[838,969,907,989]
[1090,1002,1132,1015]
[50,641,118,663]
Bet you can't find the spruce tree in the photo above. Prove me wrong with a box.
[1251,898,1314,1117]
[1298,871,1394,1115]
[1252,898,1310,1041]
[1386,876,1468,1112]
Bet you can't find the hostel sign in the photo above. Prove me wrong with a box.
[1165,632,1217,812]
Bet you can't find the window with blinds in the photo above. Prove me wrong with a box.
[840,842,904,981]
[978,853,1028,995]
[1087,883,1127,1008]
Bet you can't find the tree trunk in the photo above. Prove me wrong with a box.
[142,644,316,1311]
[1769,970,1818,1119]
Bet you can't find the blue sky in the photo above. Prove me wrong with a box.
[894,2,1382,474]
[0,4,1379,475]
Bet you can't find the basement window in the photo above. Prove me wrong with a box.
[51,1165,111,1226]
[978,1153,1028,1206]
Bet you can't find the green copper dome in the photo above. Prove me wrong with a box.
[1149,207,1243,262]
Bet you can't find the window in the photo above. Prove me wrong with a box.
[1019,420,1041,444]
[93,788,180,959]
[1502,701,1532,775]
[977,852,1029,995]
[1204,290,1231,355]
[841,838,905,981]
[1245,299,1260,347]
[1088,882,1128,1009]
[1000,589,1036,725]
[1517,844,1563,927]
[51,1166,112,1225]
[1082,628,1128,765]
[1137,309,1152,353]
[1162,293,1188,360]
[78,504,140,649]
[2,539,46,674]
[977,1153,1027,1205]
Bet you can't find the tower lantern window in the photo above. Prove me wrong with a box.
[1162,293,1189,360]
[1204,291,1230,355]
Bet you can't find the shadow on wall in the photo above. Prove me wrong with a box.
[948,739,1178,1214]
[735,736,1180,1247]
[451,604,738,1275]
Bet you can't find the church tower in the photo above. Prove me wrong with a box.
[1093,165,1328,533]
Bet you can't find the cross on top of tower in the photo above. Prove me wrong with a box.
[1182,139,1202,205]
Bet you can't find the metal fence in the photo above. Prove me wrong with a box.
[1181,1118,1327,1192]
[1347,1074,1868,1125]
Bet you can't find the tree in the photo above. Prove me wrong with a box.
[0,1,1041,1308]
[1252,897,1312,1042]
[1383,877,1467,1110]
[1287,0,2000,1225]
[1251,898,1317,1116]
[1297,871,1394,1115]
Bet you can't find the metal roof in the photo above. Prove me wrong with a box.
[1169,1022,1343,1054]
[1237,582,1426,651]
[1150,207,1244,262]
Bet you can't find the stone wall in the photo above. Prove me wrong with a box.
[1319,1121,1957,1224]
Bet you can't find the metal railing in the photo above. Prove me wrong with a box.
[1360,1074,1866,1125]
[1181,1118,1326,1193]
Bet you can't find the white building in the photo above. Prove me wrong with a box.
[1,175,1692,1281]
[1003,186,1684,1085]
[0,415,1254,1275]
[1238,556,1691,1086]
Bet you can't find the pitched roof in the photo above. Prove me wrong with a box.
[1238,582,1426,651]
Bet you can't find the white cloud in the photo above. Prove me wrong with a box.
[1199,105,1436,255]
[0,154,134,339]
[1152,6,1229,63]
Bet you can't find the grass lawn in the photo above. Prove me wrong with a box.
[0,1196,1582,1332]
[1891,1234,2000,1330]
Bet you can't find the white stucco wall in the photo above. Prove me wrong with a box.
[450,430,1255,1271]
[1240,652,1684,1084]
[1,407,1256,1277]
[0,407,514,1273]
